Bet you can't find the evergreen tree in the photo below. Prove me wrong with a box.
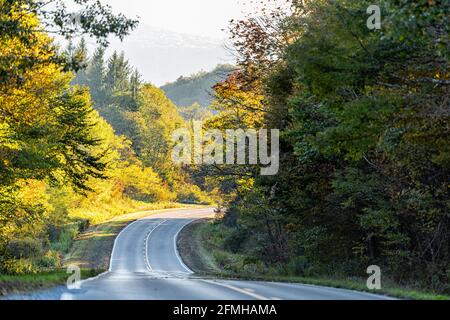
[130,68,142,100]
[86,47,107,104]
[64,39,76,61]
[105,51,131,95]
[72,38,89,87]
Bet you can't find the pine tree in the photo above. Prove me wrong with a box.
[72,38,89,87]
[129,68,142,111]
[86,47,107,104]
[64,39,76,63]
[105,51,131,95]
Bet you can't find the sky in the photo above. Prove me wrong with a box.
[89,0,269,85]
[105,0,260,39]
[65,0,280,85]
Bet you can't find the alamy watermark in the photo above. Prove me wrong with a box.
[171,121,280,176]
[66,265,81,290]
[367,5,381,30]
[367,265,382,290]
[68,12,82,27]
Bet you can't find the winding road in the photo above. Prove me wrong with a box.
[6,208,393,300]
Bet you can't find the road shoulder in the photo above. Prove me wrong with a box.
[177,219,221,275]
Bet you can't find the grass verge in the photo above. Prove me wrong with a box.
[0,269,101,296]
[177,219,450,301]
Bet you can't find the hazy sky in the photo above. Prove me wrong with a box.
[69,1,279,85]
[105,0,260,39]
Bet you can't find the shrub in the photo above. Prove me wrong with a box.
[50,225,79,253]
[213,251,231,269]
[37,250,62,269]
[176,183,212,204]
[1,259,38,275]
[77,219,90,232]
[282,256,311,277]
[120,165,177,202]
[223,229,248,253]
[5,238,43,259]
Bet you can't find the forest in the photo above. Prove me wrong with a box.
[0,0,449,296]
[198,0,449,294]
[0,0,211,275]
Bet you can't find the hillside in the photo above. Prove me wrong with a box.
[160,64,235,108]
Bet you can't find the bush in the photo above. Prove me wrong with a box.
[120,165,177,202]
[77,219,90,232]
[1,259,38,275]
[223,229,248,253]
[37,250,62,269]
[176,184,212,204]
[50,225,79,253]
[5,238,43,259]
[282,256,312,277]
[213,251,229,268]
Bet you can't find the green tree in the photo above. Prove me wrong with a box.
[85,47,107,104]
[0,0,138,85]
[105,51,131,95]
[72,38,89,87]
[134,85,185,175]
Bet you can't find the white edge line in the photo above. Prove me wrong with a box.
[174,220,196,274]
[173,217,269,300]
[263,281,396,300]
[144,219,167,272]
[108,218,144,272]
[78,270,109,285]
[62,218,144,297]
[200,279,269,300]
[70,218,166,287]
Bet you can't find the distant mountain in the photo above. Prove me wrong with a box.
[106,24,235,86]
[160,64,236,108]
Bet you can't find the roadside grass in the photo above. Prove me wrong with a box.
[178,219,450,301]
[65,204,207,270]
[0,269,102,296]
[69,200,197,225]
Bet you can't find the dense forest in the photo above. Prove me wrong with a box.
[201,0,449,294]
[0,1,210,275]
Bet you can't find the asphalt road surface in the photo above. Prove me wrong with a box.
[5,208,393,300]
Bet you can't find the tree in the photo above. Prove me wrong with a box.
[0,0,138,86]
[0,11,106,192]
[105,51,131,95]
[161,64,236,108]
[129,68,142,112]
[85,47,107,104]
[72,38,89,87]
[134,85,185,176]
[0,7,115,262]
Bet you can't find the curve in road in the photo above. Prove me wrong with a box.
[5,208,394,300]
